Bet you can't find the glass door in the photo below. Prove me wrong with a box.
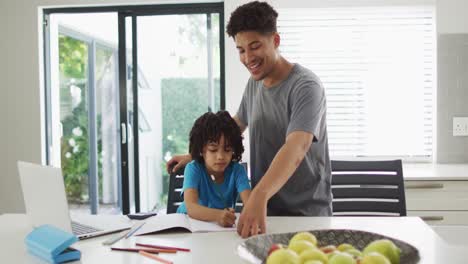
[126,12,223,213]
[46,13,121,215]
[44,3,224,215]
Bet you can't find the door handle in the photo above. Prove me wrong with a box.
[421,216,444,221]
[121,123,127,144]
[406,183,444,189]
[127,123,133,143]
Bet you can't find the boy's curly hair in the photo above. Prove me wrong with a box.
[189,111,244,163]
[226,1,278,38]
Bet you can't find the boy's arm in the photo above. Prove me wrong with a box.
[239,189,251,204]
[184,189,236,227]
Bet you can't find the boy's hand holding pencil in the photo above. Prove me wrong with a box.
[216,208,236,227]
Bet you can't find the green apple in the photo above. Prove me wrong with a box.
[326,250,340,260]
[288,240,316,255]
[337,243,355,252]
[304,261,325,264]
[299,248,328,264]
[289,231,318,246]
[361,252,391,264]
[344,248,362,258]
[266,248,300,264]
[328,252,356,264]
[363,239,401,264]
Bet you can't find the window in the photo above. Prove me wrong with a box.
[277,6,435,159]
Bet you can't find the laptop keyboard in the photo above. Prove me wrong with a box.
[71,221,102,235]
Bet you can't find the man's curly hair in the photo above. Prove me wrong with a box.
[226,1,278,38]
[189,111,244,163]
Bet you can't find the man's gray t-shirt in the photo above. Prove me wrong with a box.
[236,63,332,216]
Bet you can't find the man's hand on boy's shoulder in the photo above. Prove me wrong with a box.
[217,208,236,227]
[166,154,191,173]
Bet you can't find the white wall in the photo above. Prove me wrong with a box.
[223,0,251,113]
[1,0,468,213]
[0,0,11,212]
[437,0,468,33]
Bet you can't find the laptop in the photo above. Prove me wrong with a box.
[18,161,131,239]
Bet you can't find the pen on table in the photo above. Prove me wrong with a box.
[111,247,177,254]
[139,250,173,264]
[136,243,190,252]
[125,222,145,238]
[102,229,131,246]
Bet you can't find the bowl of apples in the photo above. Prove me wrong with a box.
[237,229,419,264]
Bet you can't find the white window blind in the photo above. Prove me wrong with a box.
[278,6,435,158]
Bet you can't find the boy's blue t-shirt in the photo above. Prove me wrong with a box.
[176,160,251,213]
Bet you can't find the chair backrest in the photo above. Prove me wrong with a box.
[331,159,406,216]
[166,163,247,214]
[167,166,185,214]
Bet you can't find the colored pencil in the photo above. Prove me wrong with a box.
[136,243,191,252]
[139,250,173,264]
[111,247,176,254]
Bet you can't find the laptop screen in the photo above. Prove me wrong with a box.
[17,161,73,232]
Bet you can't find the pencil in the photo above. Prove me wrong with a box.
[139,250,173,264]
[136,243,191,252]
[125,222,145,238]
[226,208,237,228]
[111,247,177,254]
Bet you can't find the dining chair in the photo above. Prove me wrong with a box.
[167,165,186,214]
[166,163,247,214]
[331,159,407,216]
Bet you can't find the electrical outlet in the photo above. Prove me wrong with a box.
[453,117,468,136]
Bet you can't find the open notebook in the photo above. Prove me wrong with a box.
[134,213,237,235]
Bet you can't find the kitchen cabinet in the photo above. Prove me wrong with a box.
[404,164,468,226]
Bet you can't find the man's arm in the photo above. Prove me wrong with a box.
[237,130,313,237]
[166,154,191,173]
[252,130,313,200]
[233,115,247,134]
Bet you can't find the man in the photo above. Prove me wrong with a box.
[167,1,332,238]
